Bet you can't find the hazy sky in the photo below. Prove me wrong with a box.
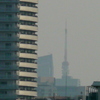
[38,0,100,86]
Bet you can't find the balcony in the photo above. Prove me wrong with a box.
[0,0,19,3]
[19,90,37,96]
[0,84,18,89]
[20,25,38,31]
[19,81,37,87]
[20,15,37,22]
[0,17,19,22]
[20,6,38,13]
[19,43,37,50]
[0,8,19,12]
[20,0,38,4]
[0,65,19,70]
[0,94,17,99]
[0,37,19,41]
[20,34,37,41]
[19,62,37,69]
[19,72,37,78]
[19,53,37,59]
[0,56,19,61]
[0,27,19,32]
[0,75,18,80]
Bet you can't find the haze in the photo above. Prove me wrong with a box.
[38,0,100,86]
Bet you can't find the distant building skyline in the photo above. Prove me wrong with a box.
[56,86,87,97]
[38,0,100,86]
[38,28,80,86]
[37,77,55,97]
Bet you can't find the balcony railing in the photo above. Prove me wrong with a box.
[0,27,19,31]
[0,94,17,99]
[0,0,19,3]
[0,8,19,12]
[0,37,19,41]
[0,56,19,60]
[0,17,19,22]
[0,46,19,51]
[0,75,18,79]
[0,65,19,70]
[0,84,18,89]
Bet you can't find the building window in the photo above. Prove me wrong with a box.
[20,2,37,8]
[20,20,36,26]
[7,72,11,75]
[20,49,35,54]
[20,11,36,17]
[0,82,7,85]
[20,58,35,63]
[5,43,11,46]
[20,30,36,35]
[6,5,12,8]
[20,39,35,45]
[19,67,36,73]
[19,77,35,82]
[19,86,35,91]
[0,91,7,94]
[5,53,12,56]
[7,14,12,18]
[6,24,9,27]
[5,62,11,65]
[19,96,34,100]
[7,33,12,37]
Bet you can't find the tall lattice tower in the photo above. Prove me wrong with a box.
[61,23,69,96]
[62,23,69,79]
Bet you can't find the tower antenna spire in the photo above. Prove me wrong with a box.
[64,21,67,62]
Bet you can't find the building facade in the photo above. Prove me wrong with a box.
[56,86,87,98]
[38,54,54,77]
[0,0,38,100]
[37,55,55,97]
[37,77,55,97]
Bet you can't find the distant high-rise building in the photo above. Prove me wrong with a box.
[0,0,38,99]
[38,54,54,77]
[37,54,55,97]
[37,77,55,97]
